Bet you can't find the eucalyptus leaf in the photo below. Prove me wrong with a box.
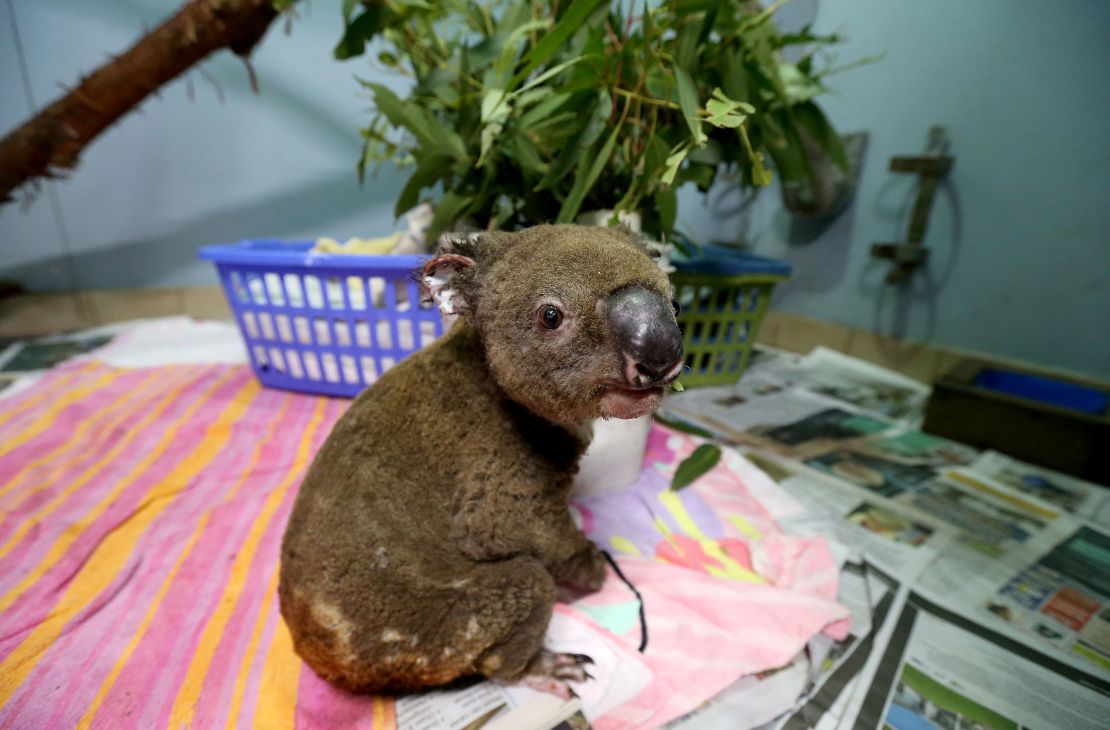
[493,15,548,86]
[365,82,467,159]
[672,444,722,491]
[535,92,607,192]
[674,67,707,146]
[750,150,773,186]
[511,56,588,98]
[514,0,607,83]
[711,87,754,114]
[556,123,621,223]
[527,110,580,134]
[506,134,548,175]
[481,88,508,124]
[335,6,391,60]
[394,153,452,219]
[427,192,474,245]
[478,121,504,167]
[719,45,750,103]
[778,63,829,104]
[517,92,572,127]
[705,97,735,117]
[661,142,692,186]
[655,186,677,235]
[673,15,701,72]
[794,102,848,172]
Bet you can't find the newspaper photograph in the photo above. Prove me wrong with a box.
[795,429,977,501]
[805,449,937,499]
[966,451,1110,528]
[851,431,979,470]
[744,452,950,580]
[904,479,1057,558]
[750,408,892,461]
[776,347,930,423]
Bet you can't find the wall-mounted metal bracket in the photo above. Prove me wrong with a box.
[871,126,954,284]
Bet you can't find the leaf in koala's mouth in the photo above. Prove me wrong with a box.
[672,380,685,392]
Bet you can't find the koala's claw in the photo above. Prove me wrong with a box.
[558,653,594,666]
[526,650,596,683]
[508,651,594,700]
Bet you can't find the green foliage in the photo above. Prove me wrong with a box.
[671,444,722,491]
[337,0,851,243]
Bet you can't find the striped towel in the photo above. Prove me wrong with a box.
[0,360,845,729]
[0,361,373,728]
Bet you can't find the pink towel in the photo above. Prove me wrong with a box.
[561,425,849,728]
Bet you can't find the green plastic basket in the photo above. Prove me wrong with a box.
[670,248,791,387]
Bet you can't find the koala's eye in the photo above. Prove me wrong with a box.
[539,305,564,330]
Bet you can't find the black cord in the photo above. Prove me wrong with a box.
[601,550,648,654]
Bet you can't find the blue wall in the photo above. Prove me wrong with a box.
[683,1,1110,379]
[2,1,1108,379]
[0,0,407,291]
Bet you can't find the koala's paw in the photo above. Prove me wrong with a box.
[499,651,594,700]
[533,651,595,681]
[558,543,608,593]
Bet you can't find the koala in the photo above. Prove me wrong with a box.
[279,224,684,694]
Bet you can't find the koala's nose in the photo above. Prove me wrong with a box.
[605,285,684,387]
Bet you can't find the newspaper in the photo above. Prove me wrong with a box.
[0,335,113,373]
[666,346,927,427]
[844,590,1110,730]
[395,681,585,730]
[773,563,905,730]
[664,346,1110,728]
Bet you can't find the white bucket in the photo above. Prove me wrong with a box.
[572,413,653,497]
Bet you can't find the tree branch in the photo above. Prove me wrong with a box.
[0,0,293,205]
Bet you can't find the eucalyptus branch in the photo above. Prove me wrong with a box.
[0,0,296,205]
[612,88,680,111]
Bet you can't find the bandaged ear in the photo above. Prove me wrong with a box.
[421,254,475,316]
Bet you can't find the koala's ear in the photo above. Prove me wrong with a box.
[421,254,475,316]
[623,229,675,272]
[436,231,483,258]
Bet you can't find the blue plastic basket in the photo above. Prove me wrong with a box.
[199,240,444,398]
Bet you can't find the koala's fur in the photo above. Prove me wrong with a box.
[279,224,677,693]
